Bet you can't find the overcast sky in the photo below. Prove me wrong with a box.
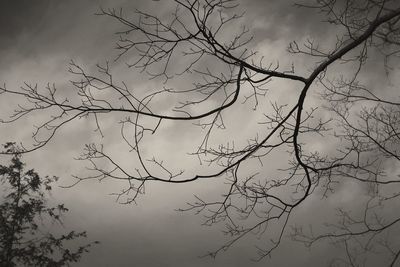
[1,0,399,266]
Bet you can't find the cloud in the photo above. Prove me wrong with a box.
[1,0,399,266]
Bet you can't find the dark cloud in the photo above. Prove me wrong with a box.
[0,0,52,49]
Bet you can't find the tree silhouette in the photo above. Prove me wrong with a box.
[0,0,400,265]
[0,143,97,267]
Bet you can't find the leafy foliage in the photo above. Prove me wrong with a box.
[0,142,97,267]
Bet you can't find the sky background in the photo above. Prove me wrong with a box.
[0,0,399,266]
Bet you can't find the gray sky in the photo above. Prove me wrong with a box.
[1,0,399,266]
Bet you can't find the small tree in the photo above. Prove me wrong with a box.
[0,142,97,267]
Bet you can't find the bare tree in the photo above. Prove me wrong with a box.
[0,0,399,265]
[0,143,97,266]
